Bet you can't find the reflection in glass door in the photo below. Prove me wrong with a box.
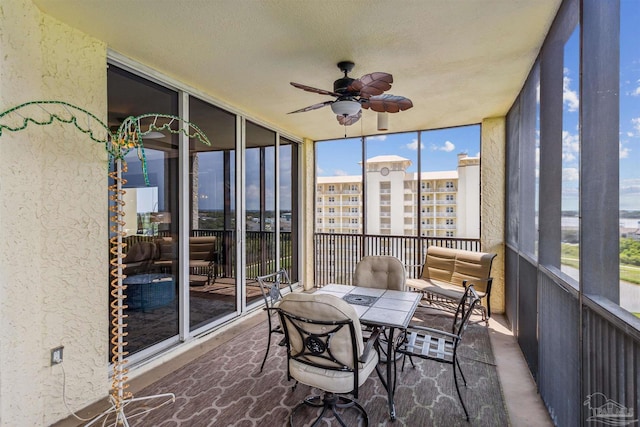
[243,127,300,305]
[188,97,237,330]
[108,64,180,355]
[109,64,301,355]
[245,122,277,307]
[279,138,299,282]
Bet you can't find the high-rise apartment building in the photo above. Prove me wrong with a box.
[316,153,480,238]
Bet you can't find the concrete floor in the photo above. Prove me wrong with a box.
[54,311,553,426]
[489,314,553,427]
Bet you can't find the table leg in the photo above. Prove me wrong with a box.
[386,326,397,420]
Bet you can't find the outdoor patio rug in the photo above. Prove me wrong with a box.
[111,309,508,426]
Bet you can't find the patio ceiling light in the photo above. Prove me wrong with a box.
[331,99,361,117]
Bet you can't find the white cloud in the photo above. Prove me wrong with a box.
[620,178,640,210]
[563,167,579,182]
[632,80,640,96]
[316,166,325,175]
[563,70,579,112]
[246,184,260,209]
[334,169,348,176]
[620,142,630,159]
[368,135,387,141]
[431,140,455,152]
[632,117,640,136]
[562,131,580,162]
[407,138,424,150]
[621,178,640,194]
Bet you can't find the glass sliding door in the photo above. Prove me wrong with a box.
[279,137,299,282]
[188,97,237,330]
[108,65,180,355]
[108,62,302,359]
[245,121,277,306]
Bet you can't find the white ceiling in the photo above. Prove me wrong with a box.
[33,0,561,142]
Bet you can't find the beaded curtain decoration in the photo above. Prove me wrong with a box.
[0,101,212,425]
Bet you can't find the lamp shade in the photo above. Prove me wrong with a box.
[331,100,361,117]
[142,131,165,139]
[377,112,389,131]
[150,212,171,224]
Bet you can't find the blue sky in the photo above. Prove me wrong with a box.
[619,0,640,211]
[317,125,480,177]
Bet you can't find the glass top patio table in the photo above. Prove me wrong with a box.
[313,283,421,420]
[313,283,421,329]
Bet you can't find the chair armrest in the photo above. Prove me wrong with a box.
[462,278,491,285]
[360,326,381,362]
[462,278,493,294]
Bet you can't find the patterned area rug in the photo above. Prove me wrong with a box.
[113,309,508,426]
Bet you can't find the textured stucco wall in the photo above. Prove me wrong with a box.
[0,1,108,425]
[481,117,506,314]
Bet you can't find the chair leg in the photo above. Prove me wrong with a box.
[400,353,416,372]
[291,393,368,427]
[452,363,470,421]
[207,264,216,286]
[260,318,273,373]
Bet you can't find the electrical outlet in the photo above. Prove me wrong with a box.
[51,346,63,365]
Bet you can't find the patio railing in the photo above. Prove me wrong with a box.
[313,232,480,287]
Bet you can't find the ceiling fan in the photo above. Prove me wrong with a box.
[288,61,413,126]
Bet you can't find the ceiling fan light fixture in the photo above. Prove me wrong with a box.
[331,99,361,117]
[142,131,165,139]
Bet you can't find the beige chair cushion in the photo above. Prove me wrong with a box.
[450,250,495,292]
[123,241,157,263]
[416,247,495,294]
[154,237,176,261]
[353,255,407,291]
[278,292,378,394]
[189,236,217,261]
[421,246,457,283]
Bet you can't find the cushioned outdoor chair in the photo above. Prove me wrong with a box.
[396,286,481,421]
[405,246,496,322]
[122,241,158,277]
[277,292,380,427]
[154,236,219,286]
[353,255,407,290]
[353,255,406,361]
[256,269,293,372]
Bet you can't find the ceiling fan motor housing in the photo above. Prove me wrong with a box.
[334,77,355,94]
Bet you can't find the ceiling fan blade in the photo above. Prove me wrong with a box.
[290,82,341,97]
[361,94,413,113]
[348,72,393,97]
[337,110,362,126]
[288,100,333,114]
